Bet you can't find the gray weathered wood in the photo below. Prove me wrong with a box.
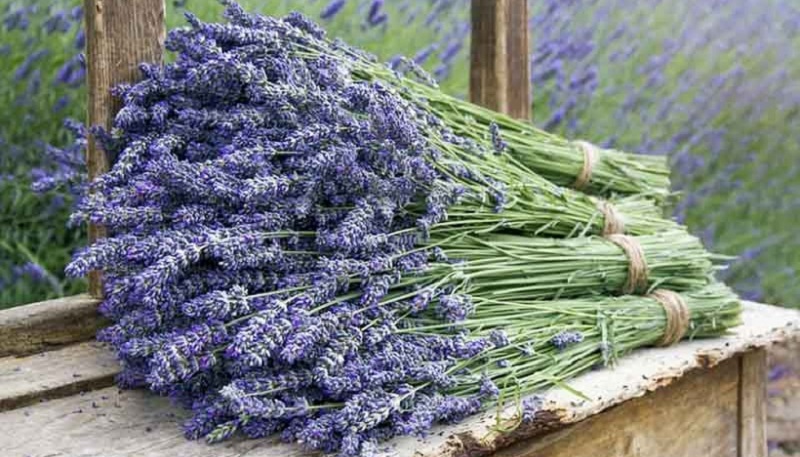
[0,302,796,457]
[767,340,800,444]
[0,342,118,412]
[739,349,768,457]
[0,386,295,457]
[84,0,166,297]
[470,0,531,119]
[0,294,103,357]
[493,356,741,457]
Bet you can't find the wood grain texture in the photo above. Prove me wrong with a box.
[0,294,103,357]
[84,0,166,297]
[0,303,795,457]
[767,340,800,444]
[503,0,530,119]
[0,387,309,457]
[739,349,768,457]
[0,342,119,412]
[493,357,741,457]
[469,0,530,119]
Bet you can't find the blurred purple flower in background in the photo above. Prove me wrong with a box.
[13,49,48,82]
[366,0,387,27]
[321,0,346,21]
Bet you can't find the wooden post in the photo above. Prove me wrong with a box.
[469,0,530,120]
[738,349,768,457]
[84,0,166,297]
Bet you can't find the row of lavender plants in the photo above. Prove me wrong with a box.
[1,0,799,308]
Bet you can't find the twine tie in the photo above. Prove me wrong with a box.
[572,140,600,190]
[607,234,649,295]
[596,200,625,236]
[648,289,690,346]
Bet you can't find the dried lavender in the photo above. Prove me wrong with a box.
[200,2,671,202]
[62,4,739,456]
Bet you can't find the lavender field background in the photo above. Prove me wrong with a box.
[1,0,798,311]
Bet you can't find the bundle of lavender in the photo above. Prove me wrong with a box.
[64,4,740,457]
[186,2,671,202]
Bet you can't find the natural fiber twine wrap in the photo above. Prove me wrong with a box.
[572,140,601,190]
[648,289,691,346]
[596,200,625,236]
[607,234,649,295]
[603,229,688,347]
[572,138,688,347]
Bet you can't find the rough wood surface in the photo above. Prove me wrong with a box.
[0,342,118,412]
[469,0,530,119]
[493,357,741,457]
[504,0,530,120]
[84,0,165,297]
[0,387,283,457]
[0,302,796,457]
[0,294,103,357]
[767,340,800,448]
[740,349,769,457]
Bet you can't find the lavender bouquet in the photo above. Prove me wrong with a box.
[65,4,740,456]
[190,2,672,202]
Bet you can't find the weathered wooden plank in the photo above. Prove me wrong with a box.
[0,302,795,457]
[767,340,800,445]
[0,294,103,357]
[0,342,119,412]
[84,0,166,297]
[469,0,531,119]
[768,392,800,443]
[493,356,741,457]
[0,365,747,457]
[0,387,308,457]
[739,349,768,457]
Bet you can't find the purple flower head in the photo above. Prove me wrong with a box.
[181,286,250,320]
[489,122,507,154]
[75,28,86,50]
[367,0,385,24]
[550,330,584,350]
[206,421,239,444]
[335,388,401,434]
[408,288,435,313]
[413,44,438,65]
[489,329,509,348]
[478,376,500,399]
[440,40,463,64]
[3,6,32,31]
[43,10,73,35]
[13,262,49,283]
[521,396,544,423]
[146,323,224,390]
[321,0,346,20]
[14,49,48,82]
[436,294,474,323]
[70,6,84,20]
